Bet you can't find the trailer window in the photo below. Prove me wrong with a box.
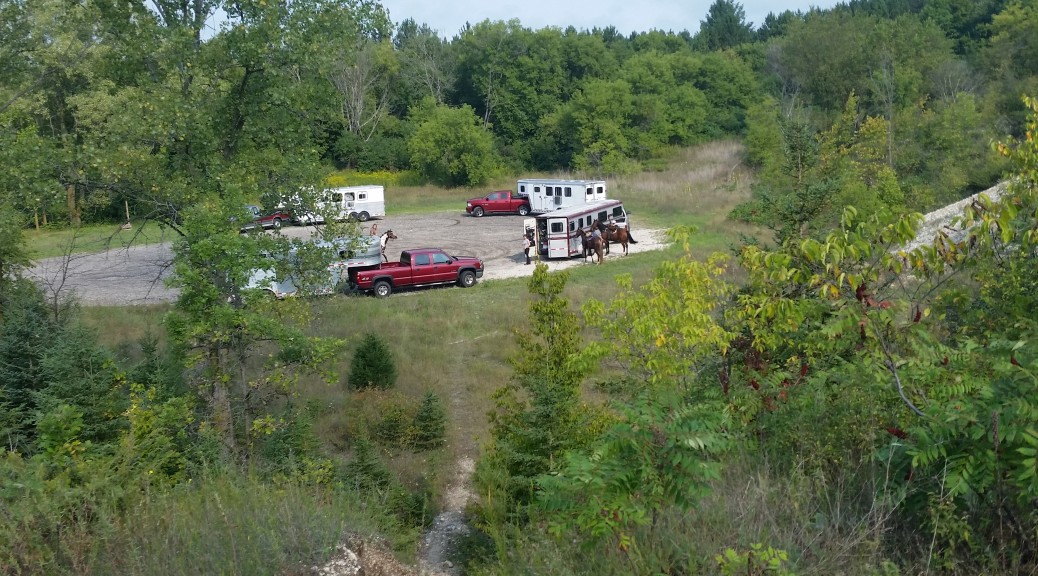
[569,222,576,232]
[612,206,625,218]
[534,186,541,193]
[344,192,355,201]
[358,193,366,200]
[520,184,526,193]
[331,192,343,202]
[564,187,572,197]
[550,222,564,234]
[545,187,553,196]
[599,211,608,222]
[597,186,604,195]
[555,186,563,196]
[586,187,593,196]
[414,253,431,266]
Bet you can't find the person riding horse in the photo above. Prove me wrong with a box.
[595,218,636,255]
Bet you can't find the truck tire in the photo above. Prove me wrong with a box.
[517,204,530,216]
[374,280,392,298]
[272,217,282,230]
[472,206,485,217]
[458,270,477,288]
[358,211,370,222]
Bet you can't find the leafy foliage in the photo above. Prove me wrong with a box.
[407,101,499,187]
[477,264,602,515]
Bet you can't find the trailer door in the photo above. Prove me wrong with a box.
[546,217,569,259]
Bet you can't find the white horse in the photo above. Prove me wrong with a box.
[379,230,398,262]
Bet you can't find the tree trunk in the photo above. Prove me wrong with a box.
[66,183,81,227]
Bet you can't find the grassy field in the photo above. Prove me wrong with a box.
[26,220,176,260]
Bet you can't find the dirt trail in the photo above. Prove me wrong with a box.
[418,457,475,575]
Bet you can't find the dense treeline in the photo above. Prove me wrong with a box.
[1,0,1034,230]
[2,0,1038,573]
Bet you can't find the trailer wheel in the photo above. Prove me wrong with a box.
[374,280,392,298]
[517,204,530,216]
[458,270,477,288]
[358,211,370,222]
[472,206,485,217]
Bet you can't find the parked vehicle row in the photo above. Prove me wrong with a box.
[246,243,483,299]
[465,179,609,218]
[240,184,387,233]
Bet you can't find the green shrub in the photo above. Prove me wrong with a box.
[347,332,398,390]
[407,391,447,451]
[373,400,413,445]
[387,483,434,528]
[343,436,392,491]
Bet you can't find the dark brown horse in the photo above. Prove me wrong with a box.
[576,227,605,264]
[594,219,633,256]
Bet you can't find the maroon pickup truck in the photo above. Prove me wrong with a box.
[350,248,485,297]
[465,190,531,217]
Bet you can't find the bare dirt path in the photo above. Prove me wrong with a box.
[28,212,669,306]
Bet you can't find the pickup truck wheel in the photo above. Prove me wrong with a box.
[472,206,485,217]
[517,204,530,216]
[272,218,282,230]
[374,280,392,298]
[458,270,477,288]
[358,211,370,222]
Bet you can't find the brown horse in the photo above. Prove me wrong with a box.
[577,227,605,264]
[594,219,634,255]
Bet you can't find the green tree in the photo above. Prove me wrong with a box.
[408,391,447,450]
[165,202,346,459]
[407,101,499,186]
[348,332,398,390]
[0,205,31,307]
[477,265,600,514]
[534,237,735,554]
[695,0,754,51]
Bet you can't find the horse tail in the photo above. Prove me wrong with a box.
[626,225,638,244]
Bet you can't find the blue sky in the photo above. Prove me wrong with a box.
[376,0,840,37]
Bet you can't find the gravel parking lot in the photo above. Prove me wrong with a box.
[28,212,668,306]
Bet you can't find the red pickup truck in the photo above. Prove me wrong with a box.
[350,248,485,297]
[466,190,531,217]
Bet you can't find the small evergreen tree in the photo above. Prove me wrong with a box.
[408,391,447,450]
[343,435,392,491]
[348,333,398,390]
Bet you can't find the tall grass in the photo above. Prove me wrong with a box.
[6,471,396,575]
[616,141,760,243]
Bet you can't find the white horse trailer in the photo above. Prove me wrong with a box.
[294,185,386,224]
[533,200,627,259]
[516,179,607,213]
